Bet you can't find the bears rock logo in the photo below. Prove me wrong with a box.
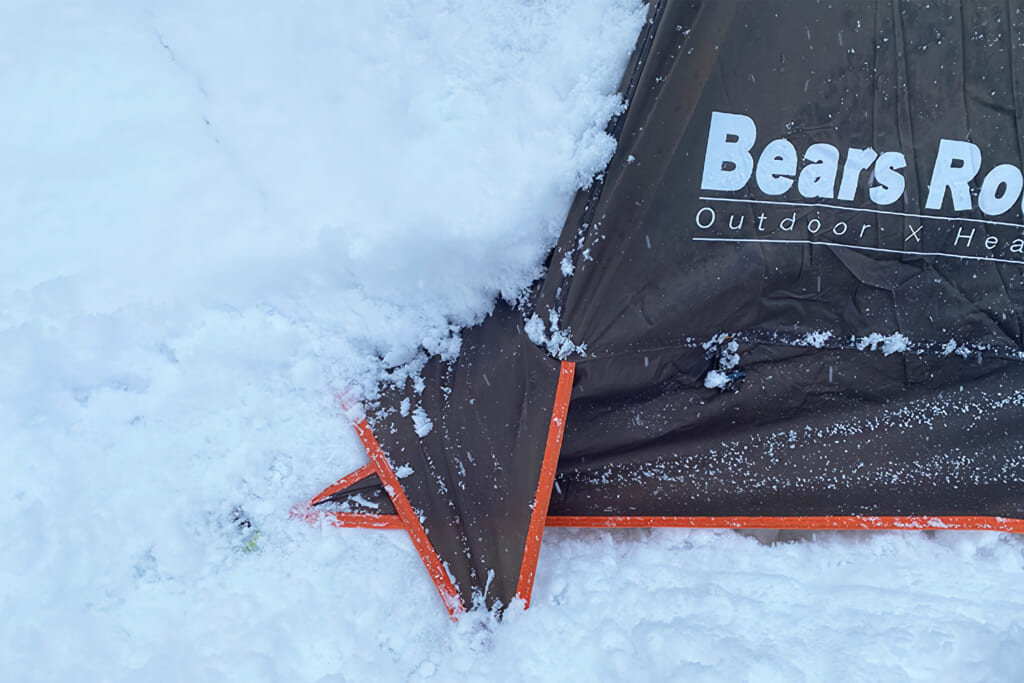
[695,111,1024,265]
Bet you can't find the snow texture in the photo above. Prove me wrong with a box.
[801,330,833,348]
[703,369,731,390]
[525,309,587,359]
[3,2,1024,681]
[858,332,912,356]
[411,406,434,439]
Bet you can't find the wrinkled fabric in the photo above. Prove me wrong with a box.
[320,0,1024,614]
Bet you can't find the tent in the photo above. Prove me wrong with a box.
[298,0,1024,616]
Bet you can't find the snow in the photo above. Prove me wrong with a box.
[704,369,731,390]
[703,334,740,389]
[719,339,740,369]
[801,330,833,348]
[858,332,912,356]
[411,406,434,438]
[525,309,587,359]
[3,1,1024,681]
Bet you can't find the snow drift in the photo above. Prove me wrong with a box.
[3,1,1024,680]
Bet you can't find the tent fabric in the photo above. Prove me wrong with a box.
[307,0,1024,615]
[316,303,574,614]
[312,465,1024,533]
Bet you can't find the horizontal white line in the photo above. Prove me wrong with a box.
[692,236,1024,267]
[698,196,1024,230]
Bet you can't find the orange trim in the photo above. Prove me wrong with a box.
[304,387,1024,615]
[310,511,1024,535]
[353,419,466,617]
[324,511,406,529]
[514,361,576,607]
[543,515,1024,533]
[301,463,403,528]
[302,463,1024,536]
[310,462,378,506]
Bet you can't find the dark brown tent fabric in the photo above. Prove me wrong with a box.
[333,303,569,613]
[309,0,1024,615]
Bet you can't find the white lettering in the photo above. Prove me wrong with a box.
[756,139,797,195]
[978,164,1024,216]
[797,144,840,199]
[698,112,1024,222]
[927,139,982,211]
[701,112,757,191]
[869,151,906,205]
[696,206,716,229]
[837,148,878,201]
[954,226,976,248]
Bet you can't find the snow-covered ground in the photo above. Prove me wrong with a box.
[3,2,1024,680]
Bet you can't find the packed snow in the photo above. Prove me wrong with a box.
[3,1,1024,681]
